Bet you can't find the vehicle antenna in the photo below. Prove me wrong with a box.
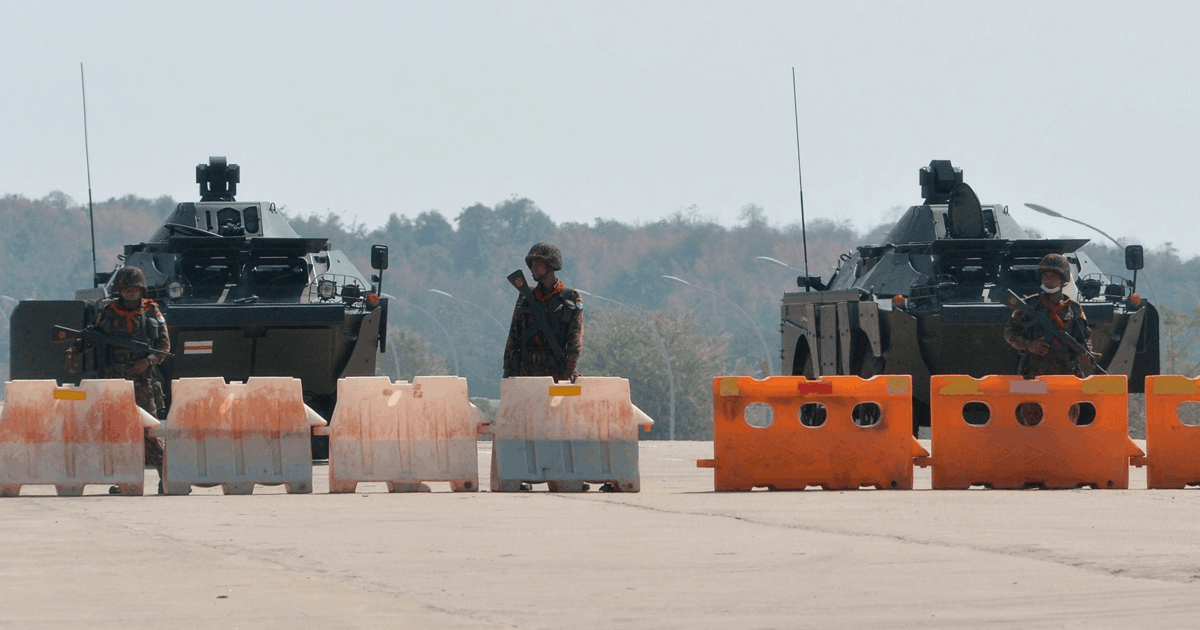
[791,67,810,292]
[80,63,99,288]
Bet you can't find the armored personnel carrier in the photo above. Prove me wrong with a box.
[781,160,1158,431]
[8,157,389,455]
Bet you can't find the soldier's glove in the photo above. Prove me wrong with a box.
[126,358,152,377]
[1027,340,1051,357]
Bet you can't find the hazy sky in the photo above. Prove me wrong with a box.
[3,2,1198,255]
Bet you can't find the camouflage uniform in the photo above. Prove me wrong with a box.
[1003,253,1094,379]
[84,267,171,468]
[503,243,584,382]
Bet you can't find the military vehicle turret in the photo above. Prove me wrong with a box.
[8,157,389,455]
[781,160,1158,432]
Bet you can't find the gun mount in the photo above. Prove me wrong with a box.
[9,157,391,457]
[780,160,1159,433]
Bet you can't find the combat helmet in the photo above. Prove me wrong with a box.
[112,266,147,294]
[525,242,563,271]
[1037,253,1072,284]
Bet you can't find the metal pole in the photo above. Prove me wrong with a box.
[792,67,810,292]
[1023,203,1158,303]
[384,295,460,376]
[755,256,801,272]
[661,276,773,374]
[80,63,99,287]
[428,289,505,329]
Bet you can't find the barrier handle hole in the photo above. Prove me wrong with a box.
[744,403,774,429]
[1015,402,1043,427]
[962,402,991,426]
[799,403,827,427]
[1176,401,1200,427]
[1070,402,1096,426]
[852,402,883,427]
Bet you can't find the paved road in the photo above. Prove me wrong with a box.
[3,441,1199,629]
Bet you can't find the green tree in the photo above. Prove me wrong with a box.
[453,203,499,274]
[494,197,555,244]
[378,329,449,382]
[414,210,454,247]
[578,306,735,440]
[1159,306,1200,376]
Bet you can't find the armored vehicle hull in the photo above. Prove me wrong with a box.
[8,157,389,456]
[781,161,1158,431]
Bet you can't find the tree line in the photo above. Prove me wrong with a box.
[2,191,1198,437]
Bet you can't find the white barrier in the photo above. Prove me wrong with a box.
[317,376,487,493]
[0,379,159,496]
[158,377,325,495]
[489,377,653,492]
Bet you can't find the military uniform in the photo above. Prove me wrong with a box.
[1003,253,1095,379]
[77,267,171,470]
[91,298,171,414]
[503,243,584,382]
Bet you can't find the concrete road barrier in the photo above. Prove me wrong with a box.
[0,379,158,496]
[489,376,652,492]
[317,376,487,493]
[158,377,325,495]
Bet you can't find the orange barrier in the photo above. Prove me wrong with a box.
[0,379,159,496]
[1142,376,1200,488]
[929,375,1142,489]
[697,375,926,491]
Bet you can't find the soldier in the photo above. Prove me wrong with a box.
[67,266,171,492]
[1004,253,1095,425]
[503,242,584,382]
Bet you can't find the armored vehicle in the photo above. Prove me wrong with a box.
[8,157,389,455]
[781,160,1158,431]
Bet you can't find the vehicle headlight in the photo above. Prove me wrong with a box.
[318,279,337,300]
[167,281,184,299]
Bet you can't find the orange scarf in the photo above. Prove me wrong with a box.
[534,280,564,302]
[111,299,157,333]
[1039,295,1070,331]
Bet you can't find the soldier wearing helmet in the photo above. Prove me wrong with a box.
[503,242,584,383]
[1004,253,1095,382]
[66,266,170,489]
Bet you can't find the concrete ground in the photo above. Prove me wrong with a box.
[2,440,1199,629]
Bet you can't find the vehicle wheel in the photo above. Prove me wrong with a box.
[792,340,815,377]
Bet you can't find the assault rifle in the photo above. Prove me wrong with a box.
[52,325,172,358]
[1002,290,1106,374]
[506,270,568,369]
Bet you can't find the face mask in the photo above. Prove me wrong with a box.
[1041,283,1062,294]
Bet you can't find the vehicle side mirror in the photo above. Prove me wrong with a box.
[1124,244,1144,271]
[371,245,389,270]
